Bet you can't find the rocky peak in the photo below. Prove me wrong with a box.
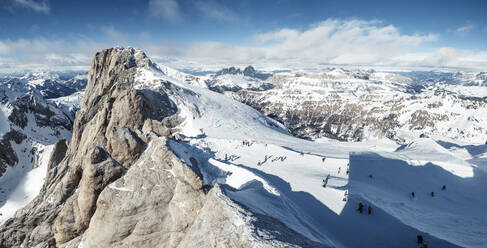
[0,47,323,248]
[214,65,271,80]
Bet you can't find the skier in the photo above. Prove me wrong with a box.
[358,202,364,213]
[411,192,415,198]
[442,185,446,190]
[338,167,341,174]
[368,174,373,179]
[431,191,434,197]
[343,191,348,202]
[346,169,349,175]
[322,174,330,188]
[368,206,372,215]
[225,154,227,161]
[265,155,268,161]
[322,157,326,163]
[417,235,424,244]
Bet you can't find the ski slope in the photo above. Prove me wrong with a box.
[134,66,486,247]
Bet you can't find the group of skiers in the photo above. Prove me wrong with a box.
[257,155,287,166]
[357,202,373,214]
[224,153,239,162]
[411,185,446,199]
[242,140,254,147]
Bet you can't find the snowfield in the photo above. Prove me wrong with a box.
[0,144,53,223]
[132,65,487,248]
[0,65,485,247]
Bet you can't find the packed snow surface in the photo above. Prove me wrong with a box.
[134,66,486,248]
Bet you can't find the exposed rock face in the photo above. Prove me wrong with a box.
[228,71,487,143]
[215,65,271,80]
[0,47,325,248]
[235,90,403,142]
[0,130,26,176]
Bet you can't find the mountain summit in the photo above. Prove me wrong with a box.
[0,47,324,248]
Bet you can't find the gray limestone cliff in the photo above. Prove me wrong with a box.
[0,47,325,248]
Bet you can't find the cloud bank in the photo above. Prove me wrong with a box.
[0,19,486,73]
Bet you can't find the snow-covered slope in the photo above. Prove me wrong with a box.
[132,64,486,247]
[1,50,485,247]
[0,76,76,223]
[198,66,487,144]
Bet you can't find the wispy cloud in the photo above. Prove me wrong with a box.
[455,23,474,36]
[148,0,181,23]
[13,0,50,14]
[194,1,237,22]
[101,26,126,42]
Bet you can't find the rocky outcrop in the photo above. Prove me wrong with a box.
[0,47,325,248]
[214,66,271,80]
[0,130,26,176]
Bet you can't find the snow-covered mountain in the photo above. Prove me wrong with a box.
[0,71,87,99]
[205,65,274,93]
[0,74,76,223]
[0,48,486,248]
[203,66,487,144]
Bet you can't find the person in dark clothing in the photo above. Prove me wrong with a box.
[411,192,415,198]
[367,206,372,214]
[358,202,364,213]
[368,174,373,179]
[431,191,435,197]
[442,185,446,190]
[417,235,424,244]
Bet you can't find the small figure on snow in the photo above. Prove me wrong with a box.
[322,174,330,188]
[417,235,424,244]
[343,191,348,202]
[367,206,372,215]
[322,157,326,163]
[368,174,373,179]
[338,167,341,174]
[442,185,446,190]
[346,169,349,175]
[358,202,364,213]
[431,191,434,197]
[411,192,415,198]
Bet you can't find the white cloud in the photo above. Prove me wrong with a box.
[455,23,474,36]
[149,0,181,22]
[2,18,487,73]
[177,19,439,67]
[13,0,50,14]
[194,1,237,22]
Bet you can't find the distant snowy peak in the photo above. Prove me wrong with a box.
[206,66,274,93]
[214,65,271,80]
[0,71,87,99]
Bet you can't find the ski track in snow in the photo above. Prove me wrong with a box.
[137,66,485,248]
[0,66,485,247]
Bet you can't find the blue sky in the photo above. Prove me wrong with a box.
[0,0,486,72]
